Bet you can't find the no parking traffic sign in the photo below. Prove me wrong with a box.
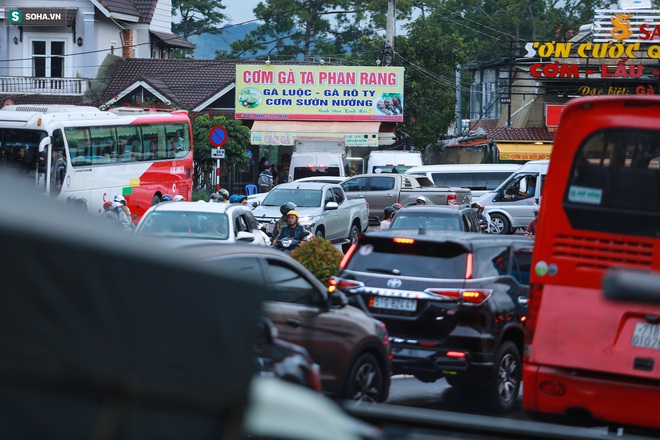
[209,125,228,147]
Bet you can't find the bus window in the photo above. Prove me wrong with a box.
[116,126,140,161]
[565,128,660,237]
[65,128,92,166]
[89,126,117,164]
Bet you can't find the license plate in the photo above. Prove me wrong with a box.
[373,296,416,311]
[265,223,274,234]
[631,322,660,350]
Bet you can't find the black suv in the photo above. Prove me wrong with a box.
[331,230,533,413]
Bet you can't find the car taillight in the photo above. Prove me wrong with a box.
[328,276,363,292]
[524,283,544,360]
[447,194,457,205]
[393,237,415,244]
[307,363,323,393]
[424,288,492,305]
[339,243,357,268]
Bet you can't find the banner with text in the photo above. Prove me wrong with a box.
[235,65,404,122]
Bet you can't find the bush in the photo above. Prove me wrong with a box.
[193,189,209,202]
[290,238,343,284]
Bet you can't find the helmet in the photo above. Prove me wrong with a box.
[229,195,238,203]
[210,192,220,200]
[384,206,396,216]
[416,196,428,204]
[286,210,299,218]
[161,194,173,202]
[103,200,113,210]
[110,201,122,211]
[114,195,126,204]
[219,188,230,199]
[173,195,185,201]
[392,203,403,211]
[280,202,298,216]
[236,195,247,203]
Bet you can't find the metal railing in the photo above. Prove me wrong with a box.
[0,76,90,95]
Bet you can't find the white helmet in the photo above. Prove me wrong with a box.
[173,195,185,201]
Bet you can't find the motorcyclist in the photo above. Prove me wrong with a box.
[272,202,297,244]
[275,210,307,252]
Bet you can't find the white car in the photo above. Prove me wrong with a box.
[135,201,270,246]
[248,177,347,210]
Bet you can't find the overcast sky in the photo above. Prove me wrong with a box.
[224,0,261,26]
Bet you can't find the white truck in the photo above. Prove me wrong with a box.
[287,138,349,182]
[251,181,368,245]
[366,150,423,174]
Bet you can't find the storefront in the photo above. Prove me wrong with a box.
[496,143,552,163]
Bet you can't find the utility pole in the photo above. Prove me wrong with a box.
[383,0,395,66]
[455,65,462,135]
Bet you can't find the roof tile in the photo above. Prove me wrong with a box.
[485,127,554,142]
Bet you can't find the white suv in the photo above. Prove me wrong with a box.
[135,201,270,246]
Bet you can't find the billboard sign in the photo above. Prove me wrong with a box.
[235,65,404,122]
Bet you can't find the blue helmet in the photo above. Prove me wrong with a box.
[161,194,173,202]
[228,194,238,203]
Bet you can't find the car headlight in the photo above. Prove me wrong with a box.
[298,215,313,223]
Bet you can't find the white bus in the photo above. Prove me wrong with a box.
[405,163,521,197]
[0,105,194,222]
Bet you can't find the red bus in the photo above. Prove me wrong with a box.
[523,95,660,431]
[0,105,193,222]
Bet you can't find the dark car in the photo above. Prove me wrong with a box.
[255,317,322,393]
[331,230,533,413]
[389,205,481,232]
[180,243,392,403]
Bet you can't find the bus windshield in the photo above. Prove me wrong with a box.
[0,128,47,175]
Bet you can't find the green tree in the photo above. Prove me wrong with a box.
[228,0,416,61]
[172,0,227,40]
[191,114,250,190]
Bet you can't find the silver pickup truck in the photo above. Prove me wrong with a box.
[340,173,472,224]
[251,181,369,245]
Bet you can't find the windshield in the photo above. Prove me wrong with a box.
[262,188,323,208]
[136,211,229,240]
[390,212,462,231]
[0,128,46,176]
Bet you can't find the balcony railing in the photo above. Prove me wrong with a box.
[0,76,90,95]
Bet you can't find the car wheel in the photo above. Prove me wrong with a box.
[343,353,385,403]
[485,341,521,413]
[489,213,510,235]
[151,194,161,206]
[348,223,360,244]
[315,227,325,238]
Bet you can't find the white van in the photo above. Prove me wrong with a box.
[405,163,520,197]
[288,151,350,182]
[475,160,549,234]
[367,151,422,174]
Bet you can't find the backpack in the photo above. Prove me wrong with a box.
[258,172,271,187]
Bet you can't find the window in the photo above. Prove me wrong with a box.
[565,128,660,237]
[331,187,345,204]
[475,246,510,278]
[342,177,367,192]
[265,260,318,305]
[370,176,395,191]
[32,39,65,88]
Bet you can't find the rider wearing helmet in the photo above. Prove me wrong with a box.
[272,202,297,242]
[275,210,307,250]
[472,201,491,233]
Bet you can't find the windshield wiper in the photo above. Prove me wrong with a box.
[366,268,401,275]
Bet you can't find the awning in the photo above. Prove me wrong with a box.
[150,30,195,49]
[496,143,552,161]
[250,121,381,147]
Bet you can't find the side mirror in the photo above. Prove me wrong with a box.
[329,290,348,308]
[252,201,260,208]
[37,151,48,174]
[325,201,339,211]
[236,231,256,242]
